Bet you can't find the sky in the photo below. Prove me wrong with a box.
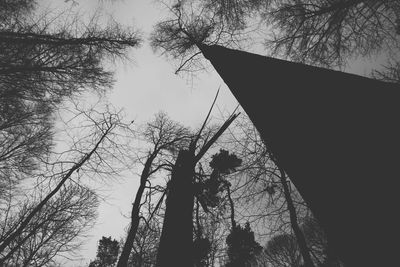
[35,1,386,266]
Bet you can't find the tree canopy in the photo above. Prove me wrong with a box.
[151,0,400,80]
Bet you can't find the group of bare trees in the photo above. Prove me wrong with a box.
[83,108,342,266]
[2,184,98,266]
[0,103,140,266]
[110,93,244,266]
[2,0,399,266]
[0,0,141,265]
[95,99,340,267]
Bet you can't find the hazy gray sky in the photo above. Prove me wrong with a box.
[38,1,384,266]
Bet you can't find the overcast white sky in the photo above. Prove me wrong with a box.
[36,1,385,266]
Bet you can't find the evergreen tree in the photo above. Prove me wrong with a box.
[89,236,120,267]
[225,222,262,267]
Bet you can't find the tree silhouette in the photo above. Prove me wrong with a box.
[117,113,190,267]
[0,1,141,101]
[127,222,160,267]
[225,222,262,267]
[156,92,240,266]
[1,184,98,266]
[262,0,400,67]
[89,236,120,267]
[0,0,141,195]
[0,104,135,265]
[0,2,140,263]
[209,149,242,175]
[151,0,245,73]
[262,216,344,267]
[0,97,53,199]
[264,233,302,267]
[0,0,141,207]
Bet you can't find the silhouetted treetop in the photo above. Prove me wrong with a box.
[150,0,246,73]
[226,222,262,267]
[209,149,242,175]
[89,236,120,267]
[264,233,302,267]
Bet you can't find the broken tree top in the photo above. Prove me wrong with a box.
[201,44,399,267]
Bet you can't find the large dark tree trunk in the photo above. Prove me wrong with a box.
[200,44,399,267]
[156,149,196,267]
[154,101,238,267]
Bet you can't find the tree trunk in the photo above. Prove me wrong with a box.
[117,153,155,267]
[200,44,400,267]
[279,168,315,267]
[156,149,196,267]
[225,183,236,229]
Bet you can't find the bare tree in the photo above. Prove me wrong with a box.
[151,0,246,74]
[127,222,161,267]
[1,184,98,267]
[0,1,141,103]
[0,0,141,199]
[260,216,344,267]
[264,233,302,267]
[117,112,190,267]
[0,104,135,264]
[261,0,400,67]
[0,100,53,200]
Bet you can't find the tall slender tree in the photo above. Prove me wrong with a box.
[117,113,190,267]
